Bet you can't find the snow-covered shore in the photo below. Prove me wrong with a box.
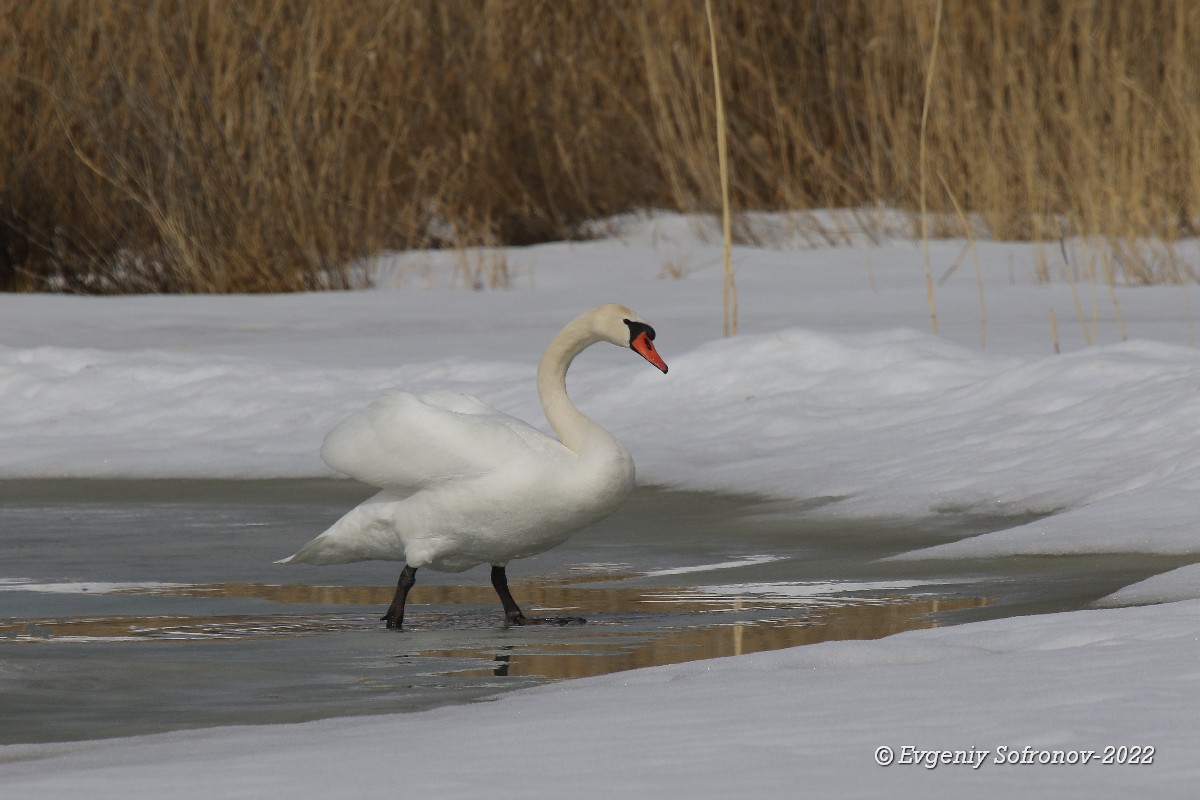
[2,214,1197,796]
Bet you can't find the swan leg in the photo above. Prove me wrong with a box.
[381,564,418,629]
[490,565,585,626]
[490,565,526,623]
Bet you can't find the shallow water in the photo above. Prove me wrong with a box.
[0,481,1185,745]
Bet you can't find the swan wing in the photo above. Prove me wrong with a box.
[320,390,566,490]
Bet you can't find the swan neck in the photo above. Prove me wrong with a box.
[536,317,604,453]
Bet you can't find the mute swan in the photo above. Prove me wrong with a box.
[279,304,668,628]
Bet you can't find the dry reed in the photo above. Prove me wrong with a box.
[0,0,1198,293]
[704,0,737,336]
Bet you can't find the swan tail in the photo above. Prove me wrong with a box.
[275,535,358,566]
[277,498,410,566]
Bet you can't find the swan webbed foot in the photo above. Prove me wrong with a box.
[505,610,586,626]
[491,565,585,627]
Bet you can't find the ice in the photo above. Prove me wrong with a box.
[0,579,186,595]
[637,554,785,577]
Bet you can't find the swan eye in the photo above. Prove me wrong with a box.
[624,319,656,343]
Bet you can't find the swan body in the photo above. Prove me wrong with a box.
[286,388,632,571]
[279,304,667,625]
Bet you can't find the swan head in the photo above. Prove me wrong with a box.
[589,304,668,374]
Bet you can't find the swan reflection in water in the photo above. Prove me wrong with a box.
[2,577,987,681]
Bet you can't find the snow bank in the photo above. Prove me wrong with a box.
[5,328,1200,558]
[1095,563,1200,606]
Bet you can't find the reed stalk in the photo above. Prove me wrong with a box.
[918,0,943,334]
[705,0,737,337]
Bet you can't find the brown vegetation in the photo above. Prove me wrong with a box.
[0,0,1197,293]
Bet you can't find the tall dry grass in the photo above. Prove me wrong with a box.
[0,0,1198,293]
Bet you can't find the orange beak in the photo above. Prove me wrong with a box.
[631,331,668,373]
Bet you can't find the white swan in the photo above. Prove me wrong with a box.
[279,304,668,627]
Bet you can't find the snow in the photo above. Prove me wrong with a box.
[1095,563,1200,607]
[3,211,1199,796]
